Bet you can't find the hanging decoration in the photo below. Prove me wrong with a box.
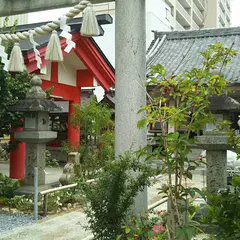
[81,3,100,37]
[8,43,25,72]
[60,16,76,53]
[0,0,99,72]
[45,30,63,62]
[29,30,42,69]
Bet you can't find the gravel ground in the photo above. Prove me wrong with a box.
[0,212,39,234]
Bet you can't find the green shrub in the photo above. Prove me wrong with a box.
[6,195,34,211]
[65,98,114,179]
[119,210,167,240]
[80,152,155,240]
[0,173,20,198]
[45,150,59,168]
[202,176,240,240]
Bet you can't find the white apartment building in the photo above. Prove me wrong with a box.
[164,0,231,30]
[204,0,231,28]
[0,14,28,27]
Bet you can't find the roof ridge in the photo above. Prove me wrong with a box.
[154,27,240,40]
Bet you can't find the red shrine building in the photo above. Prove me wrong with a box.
[10,15,115,179]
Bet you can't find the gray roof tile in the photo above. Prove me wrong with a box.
[147,27,240,83]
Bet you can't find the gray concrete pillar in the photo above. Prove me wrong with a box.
[115,0,147,214]
[206,150,227,193]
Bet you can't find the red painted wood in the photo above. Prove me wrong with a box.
[77,69,94,87]
[42,80,80,102]
[68,100,80,148]
[24,32,115,90]
[51,62,58,83]
[10,127,26,180]
[74,35,115,91]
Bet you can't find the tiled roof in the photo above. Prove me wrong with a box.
[147,27,240,83]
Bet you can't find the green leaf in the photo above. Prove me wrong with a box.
[230,176,240,187]
[185,171,192,180]
[116,235,122,240]
[137,119,147,129]
[187,165,196,171]
[167,132,179,141]
[125,227,131,234]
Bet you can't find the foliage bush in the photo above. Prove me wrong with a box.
[202,176,240,240]
[6,195,34,211]
[63,98,114,178]
[0,173,20,198]
[5,188,84,214]
[45,150,59,168]
[80,152,155,240]
[118,210,167,240]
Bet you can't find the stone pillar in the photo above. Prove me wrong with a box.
[68,101,80,148]
[196,132,229,194]
[115,0,147,214]
[25,143,46,186]
[206,150,227,193]
[10,127,26,179]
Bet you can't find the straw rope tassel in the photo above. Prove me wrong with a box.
[81,3,100,37]
[45,30,63,62]
[8,43,25,72]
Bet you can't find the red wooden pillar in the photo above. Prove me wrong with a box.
[10,127,26,179]
[68,98,80,149]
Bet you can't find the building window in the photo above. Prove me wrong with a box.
[165,8,170,21]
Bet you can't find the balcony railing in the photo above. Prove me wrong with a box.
[219,7,226,25]
[193,0,205,11]
[176,20,185,31]
[192,2,204,25]
[219,0,225,13]
[165,0,175,7]
[192,19,200,30]
[178,0,191,8]
[226,0,231,10]
[218,13,225,27]
[176,1,191,24]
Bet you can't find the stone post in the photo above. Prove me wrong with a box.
[25,143,47,186]
[205,150,227,193]
[196,132,229,194]
[59,152,80,185]
[115,0,147,214]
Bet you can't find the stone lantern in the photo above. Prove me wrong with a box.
[10,75,61,193]
[196,96,240,194]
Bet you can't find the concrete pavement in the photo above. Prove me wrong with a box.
[0,162,206,240]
